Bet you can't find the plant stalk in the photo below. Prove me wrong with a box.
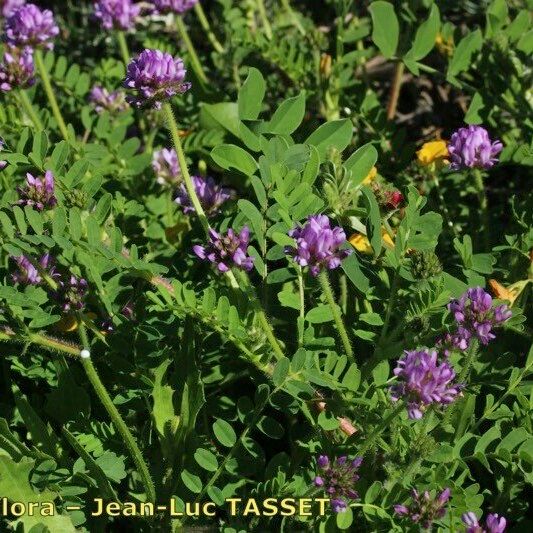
[358,402,404,456]
[76,316,156,503]
[116,31,130,66]
[319,270,354,360]
[431,170,459,239]
[175,16,208,86]
[18,90,44,130]
[34,49,69,141]
[194,3,224,53]
[256,0,273,39]
[386,61,404,121]
[473,168,490,250]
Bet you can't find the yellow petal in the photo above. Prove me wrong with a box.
[349,233,373,254]
[416,140,449,166]
[362,166,378,185]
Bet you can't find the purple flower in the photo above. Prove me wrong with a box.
[390,349,462,419]
[124,49,191,109]
[0,137,7,170]
[448,126,503,170]
[0,46,35,92]
[152,0,198,14]
[11,254,57,285]
[1,0,25,18]
[193,227,254,273]
[285,215,352,277]
[152,148,181,185]
[93,0,140,31]
[89,85,128,114]
[52,275,88,312]
[448,287,512,346]
[17,170,57,211]
[313,455,362,513]
[394,488,450,529]
[175,176,232,217]
[5,4,59,50]
[462,511,507,533]
[436,326,472,357]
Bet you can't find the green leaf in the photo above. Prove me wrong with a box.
[238,199,264,242]
[0,456,76,532]
[278,289,301,310]
[194,448,218,472]
[50,141,70,172]
[213,419,237,447]
[238,67,266,120]
[24,206,43,235]
[464,92,485,125]
[264,92,306,134]
[152,360,176,438]
[342,253,370,292]
[369,1,399,59]
[305,119,352,160]
[200,102,240,138]
[272,357,290,386]
[306,305,334,323]
[448,30,483,79]
[344,143,378,185]
[211,144,258,175]
[405,5,440,60]
[181,470,202,493]
[362,186,382,256]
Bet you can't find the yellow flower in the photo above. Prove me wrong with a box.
[55,312,97,333]
[416,140,449,167]
[349,228,394,254]
[435,34,453,56]
[362,166,378,185]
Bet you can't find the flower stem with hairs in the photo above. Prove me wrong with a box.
[34,49,69,141]
[116,31,130,66]
[194,3,224,53]
[18,90,44,130]
[76,314,156,503]
[358,402,405,456]
[473,168,490,250]
[319,270,354,360]
[175,16,208,86]
[256,0,273,39]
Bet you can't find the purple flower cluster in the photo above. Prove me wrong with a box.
[52,275,88,312]
[448,126,503,170]
[0,137,7,170]
[285,215,352,277]
[12,254,57,285]
[193,227,254,273]
[152,148,181,185]
[124,49,191,108]
[89,85,128,114]
[0,46,34,92]
[390,349,462,419]
[462,512,507,533]
[175,176,232,217]
[1,0,25,18]
[93,0,140,31]
[5,3,59,50]
[447,287,512,346]
[313,455,362,513]
[394,488,451,529]
[152,0,198,14]
[17,171,57,211]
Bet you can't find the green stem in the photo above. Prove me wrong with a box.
[194,3,224,53]
[297,267,305,348]
[175,16,208,86]
[473,168,490,250]
[34,49,69,141]
[256,0,273,39]
[386,61,404,121]
[431,170,459,239]
[377,269,399,347]
[116,31,130,66]
[163,102,209,234]
[319,270,354,360]
[280,0,305,35]
[76,317,156,504]
[18,90,44,130]
[358,402,404,456]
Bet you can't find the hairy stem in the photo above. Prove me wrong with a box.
[280,0,305,35]
[256,0,273,39]
[194,3,224,53]
[431,170,459,239]
[18,90,44,130]
[76,316,156,503]
[34,49,69,141]
[297,267,305,348]
[377,269,399,348]
[116,31,130,66]
[319,270,354,360]
[473,168,490,250]
[163,102,209,234]
[175,16,208,86]
[358,402,404,456]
